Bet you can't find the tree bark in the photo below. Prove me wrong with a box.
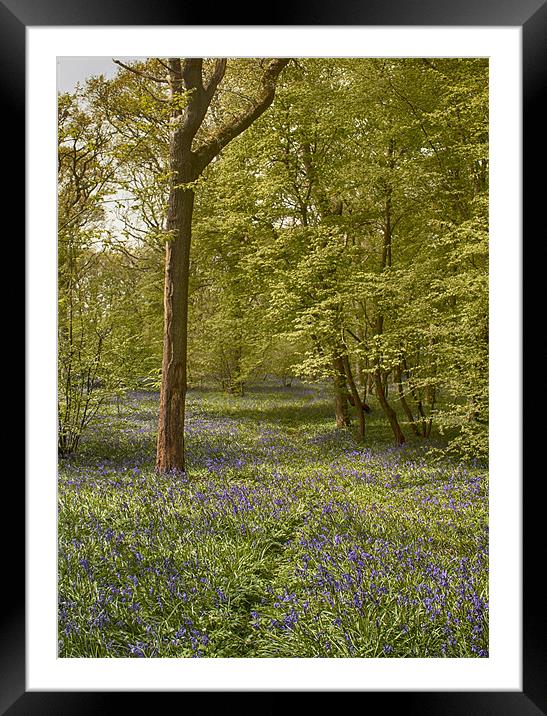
[401,355,433,438]
[155,152,195,472]
[332,356,351,428]
[374,370,405,445]
[371,137,406,446]
[342,354,366,440]
[394,364,421,437]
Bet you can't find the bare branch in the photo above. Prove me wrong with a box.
[155,58,172,72]
[113,59,169,84]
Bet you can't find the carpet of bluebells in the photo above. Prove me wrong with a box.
[58,382,488,658]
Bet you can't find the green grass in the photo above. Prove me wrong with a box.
[58,381,488,658]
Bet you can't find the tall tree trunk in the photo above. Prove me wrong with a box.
[153,57,289,473]
[342,354,366,440]
[425,384,436,437]
[333,356,351,428]
[156,156,195,473]
[394,364,421,437]
[371,136,405,446]
[228,341,244,396]
[383,371,390,398]
[374,370,405,445]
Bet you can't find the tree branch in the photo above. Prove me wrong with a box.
[167,58,183,97]
[345,328,364,344]
[205,58,227,100]
[193,58,290,173]
[113,59,169,84]
[182,58,204,92]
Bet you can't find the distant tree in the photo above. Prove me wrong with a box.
[58,92,109,454]
[216,58,488,454]
[58,92,141,454]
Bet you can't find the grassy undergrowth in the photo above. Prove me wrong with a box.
[58,381,488,658]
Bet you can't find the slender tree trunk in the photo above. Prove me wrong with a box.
[355,357,365,394]
[394,364,420,437]
[333,356,351,428]
[374,370,405,445]
[364,370,374,403]
[354,324,366,396]
[401,355,428,436]
[342,355,366,439]
[228,342,244,396]
[425,385,436,437]
[371,137,405,446]
[383,371,390,398]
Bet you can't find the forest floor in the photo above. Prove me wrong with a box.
[58,381,488,658]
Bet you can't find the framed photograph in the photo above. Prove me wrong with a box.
[9,0,543,712]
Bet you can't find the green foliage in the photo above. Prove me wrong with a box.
[58,89,162,454]
[58,57,489,460]
[206,57,489,457]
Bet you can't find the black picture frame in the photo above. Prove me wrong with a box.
[9,0,544,713]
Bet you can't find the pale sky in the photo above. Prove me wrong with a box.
[57,56,143,93]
